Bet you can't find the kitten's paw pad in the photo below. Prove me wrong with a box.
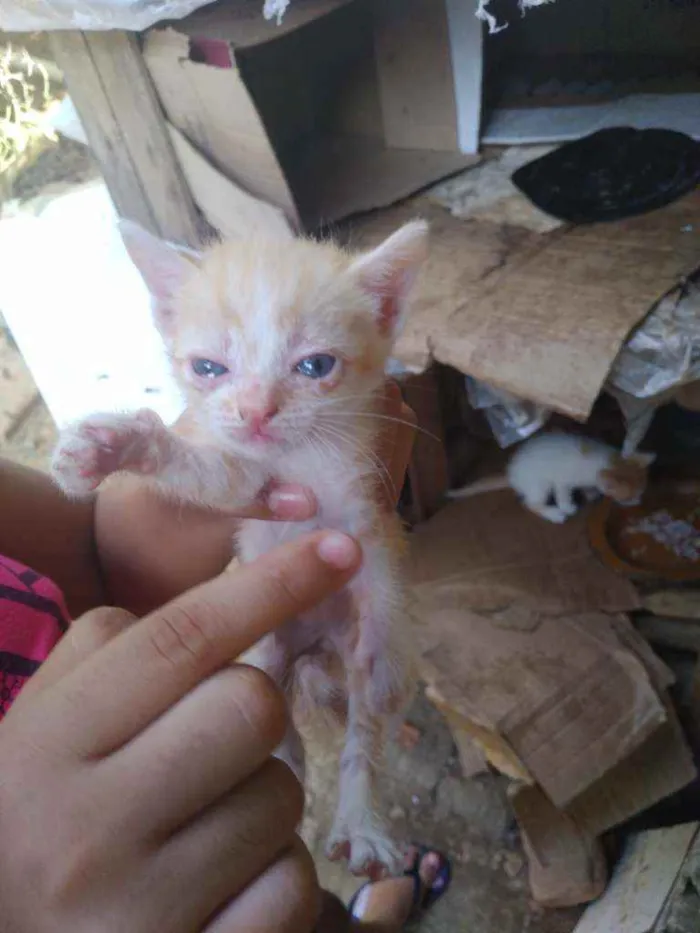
[51,409,166,495]
[326,823,402,877]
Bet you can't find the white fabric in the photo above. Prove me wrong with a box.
[1,0,226,31]
[1,0,555,33]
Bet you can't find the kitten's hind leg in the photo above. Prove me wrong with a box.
[326,662,402,878]
[553,484,578,517]
[521,490,568,524]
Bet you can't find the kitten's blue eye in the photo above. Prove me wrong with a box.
[192,358,229,378]
[295,354,337,380]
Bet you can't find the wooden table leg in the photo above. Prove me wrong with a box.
[50,30,208,247]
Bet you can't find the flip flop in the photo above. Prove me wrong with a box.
[347,846,452,922]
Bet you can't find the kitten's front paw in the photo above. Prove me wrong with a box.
[327,817,402,878]
[534,505,569,524]
[51,409,167,496]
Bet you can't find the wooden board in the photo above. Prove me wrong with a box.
[51,31,206,247]
[573,824,699,933]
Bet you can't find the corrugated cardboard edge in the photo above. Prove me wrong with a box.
[511,783,608,908]
[167,122,293,240]
[426,684,533,783]
[143,28,300,223]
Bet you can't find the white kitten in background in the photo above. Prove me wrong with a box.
[449,431,655,523]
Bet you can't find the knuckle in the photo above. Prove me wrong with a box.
[269,840,320,931]
[148,602,218,672]
[264,556,308,613]
[74,607,135,649]
[227,665,288,747]
[233,760,304,853]
[266,757,305,827]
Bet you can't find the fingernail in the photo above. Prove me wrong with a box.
[317,532,360,570]
[268,486,314,515]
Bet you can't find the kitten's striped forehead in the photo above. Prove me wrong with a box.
[176,236,357,374]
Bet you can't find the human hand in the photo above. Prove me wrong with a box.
[0,530,362,933]
[95,381,415,615]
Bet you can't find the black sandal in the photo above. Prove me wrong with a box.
[347,846,452,922]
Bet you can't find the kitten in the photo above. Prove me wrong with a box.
[448,431,655,523]
[51,219,430,877]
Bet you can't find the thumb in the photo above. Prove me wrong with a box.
[15,606,136,705]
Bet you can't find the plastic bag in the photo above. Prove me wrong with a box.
[607,272,700,453]
[609,274,700,400]
[1,0,245,31]
[466,376,550,448]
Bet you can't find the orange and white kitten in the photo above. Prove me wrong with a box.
[51,219,429,876]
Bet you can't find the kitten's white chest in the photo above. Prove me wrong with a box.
[243,446,372,559]
[238,486,365,561]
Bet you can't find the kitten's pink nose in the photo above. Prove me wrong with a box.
[240,402,279,434]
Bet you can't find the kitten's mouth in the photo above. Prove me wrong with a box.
[242,427,278,446]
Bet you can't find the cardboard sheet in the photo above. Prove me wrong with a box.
[511,784,607,908]
[353,190,700,419]
[144,2,477,230]
[409,495,696,818]
[408,494,640,616]
[409,496,658,805]
[417,607,667,808]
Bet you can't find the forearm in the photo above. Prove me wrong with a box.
[0,458,104,616]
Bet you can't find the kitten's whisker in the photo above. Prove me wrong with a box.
[314,421,396,504]
[322,411,439,444]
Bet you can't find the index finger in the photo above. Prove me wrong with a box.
[19,531,361,758]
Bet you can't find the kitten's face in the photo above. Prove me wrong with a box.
[598,452,655,506]
[122,222,428,459]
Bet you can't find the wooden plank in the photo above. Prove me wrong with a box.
[635,614,700,654]
[642,589,700,620]
[400,368,449,525]
[573,824,699,933]
[50,31,206,247]
[654,830,700,932]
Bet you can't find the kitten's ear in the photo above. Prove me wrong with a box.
[628,450,656,468]
[119,220,201,336]
[349,220,429,337]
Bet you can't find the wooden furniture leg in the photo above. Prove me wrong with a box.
[50,30,207,247]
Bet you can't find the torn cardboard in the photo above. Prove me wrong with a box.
[352,190,700,420]
[409,496,696,818]
[511,783,608,908]
[417,606,668,808]
[167,123,291,239]
[143,0,477,230]
[408,494,640,617]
